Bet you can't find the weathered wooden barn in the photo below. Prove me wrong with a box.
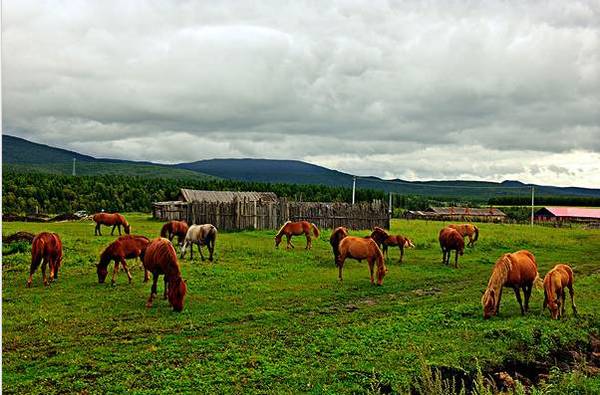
[152,189,390,231]
[404,206,506,222]
[535,207,600,223]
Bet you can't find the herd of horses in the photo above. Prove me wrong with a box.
[26,215,577,320]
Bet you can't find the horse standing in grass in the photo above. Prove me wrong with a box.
[336,236,387,285]
[481,250,542,319]
[370,227,414,262]
[28,232,63,287]
[329,227,349,265]
[143,238,187,312]
[93,213,130,236]
[97,235,150,284]
[438,227,464,268]
[448,224,479,247]
[160,220,189,246]
[181,224,217,261]
[543,264,578,319]
[274,221,320,250]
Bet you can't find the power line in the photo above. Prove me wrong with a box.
[352,175,532,190]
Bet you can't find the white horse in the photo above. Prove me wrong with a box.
[180,224,217,261]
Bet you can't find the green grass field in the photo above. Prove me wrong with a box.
[3,216,600,394]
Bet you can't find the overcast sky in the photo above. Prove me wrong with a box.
[3,1,600,187]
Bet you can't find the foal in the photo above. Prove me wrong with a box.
[543,264,578,319]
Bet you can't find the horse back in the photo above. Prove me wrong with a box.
[507,250,537,285]
[143,238,180,275]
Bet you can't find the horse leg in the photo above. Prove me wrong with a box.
[305,234,311,250]
[111,260,120,285]
[368,258,375,285]
[442,249,447,265]
[496,289,503,316]
[42,260,48,286]
[568,285,578,316]
[513,287,525,315]
[111,224,116,235]
[454,250,459,268]
[523,285,532,312]
[198,243,205,261]
[208,240,214,262]
[146,273,159,308]
[164,276,169,300]
[121,259,132,284]
[399,245,404,263]
[286,235,293,249]
[118,224,122,235]
[561,290,566,317]
[95,223,101,236]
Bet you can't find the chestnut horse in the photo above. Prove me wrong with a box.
[275,221,320,250]
[329,227,349,265]
[369,227,414,262]
[543,264,578,319]
[448,224,479,247]
[481,250,542,319]
[438,227,464,268]
[97,235,150,284]
[160,220,189,246]
[93,213,130,236]
[28,232,63,287]
[180,224,217,261]
[336,236,387,285]
[143,238,187,312]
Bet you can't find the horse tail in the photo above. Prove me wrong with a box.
[209,226,217,248]
[311,223,320,238]
[31,236,44,272]
[473,226,479,242]
[160,222,170,238]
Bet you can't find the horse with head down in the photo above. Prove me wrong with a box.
[142,238,187,312]
[543,264,578,320]
[97,235,150,284]
[181,224,217,261]
[160,220,189,247]
[336,236,387,285]
[275,221,320,250]
[439,227,464,268]
[369,227,414,262]
[93,213,130,236]
[28,232,63,287]
[448,224,479,247]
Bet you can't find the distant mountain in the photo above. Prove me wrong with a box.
[4,134,599,199]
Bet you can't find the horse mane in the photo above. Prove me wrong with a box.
[487,254,512,292]
[160,222,170,238]
[276,221,291,237]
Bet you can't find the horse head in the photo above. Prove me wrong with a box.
[124,223,131,234]
[168,277,187,312]
[482,289,496,319]
[274,234,282,248]
[96,264,109,283]
[547,298,560,319]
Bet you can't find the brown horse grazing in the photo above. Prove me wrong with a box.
[448,224,479,247]
[369,227,414,262]
[160,220,189,246]
[543,264,578,319]
[275,220,320,250]
[481,250,542,319]
[97,235,150,284]
[142,238,187,312]
[28,232,63,287]
[438,227,464,268]
[180,224,217,261]
[93,213,131,236]
[336,236,387,285]
[329,227,349,265]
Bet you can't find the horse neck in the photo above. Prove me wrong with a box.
[545,271,557,301]
[99,248,112,268]
[487,255,511,294]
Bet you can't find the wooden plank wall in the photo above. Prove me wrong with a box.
[152,198,389,231]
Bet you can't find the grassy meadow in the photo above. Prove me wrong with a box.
[2,215,600,394]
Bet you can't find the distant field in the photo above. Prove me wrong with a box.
[3,217,600,393]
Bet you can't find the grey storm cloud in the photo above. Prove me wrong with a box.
[2,0,600,187]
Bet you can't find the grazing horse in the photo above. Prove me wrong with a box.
[181,224,217,261]
[142,238,187,312]
[28,232,63,287]
[329,227,349,265]
[369,227,414,262]
[336,236,387,285]
[160,220,189,246]
[543,264,578,319]
[438,227,464,268]
[275,221,320,250]
[93,213,130,236]
[481,250,542,319]
[448,224,479,247]
[97,235,150,284]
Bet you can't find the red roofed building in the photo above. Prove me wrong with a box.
[535,207,600,223]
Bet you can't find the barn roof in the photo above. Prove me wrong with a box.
[178,189,278,203]
[536,207,600,219]
[428,207,506,216]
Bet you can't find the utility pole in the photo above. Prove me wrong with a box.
[388,192,393,227]
[352,176,356,205]
[72,158,76,176]
[530,186,535,227]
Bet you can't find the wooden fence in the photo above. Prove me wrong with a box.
[152,198,390,231]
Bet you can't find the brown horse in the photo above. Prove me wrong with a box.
[481,250,542,319]
[275,220,320,250]
[543,264,578,319]
[160,220,189,246]
[448,224,479,247]
[369,227,414,262]
[329,226,349,265]
[180,224,217,261]
[97,235,150,284]
[142,238,187,312]
[93,213,131,236]
[439,227,464,268]
[336,236,387,285]
[28,232,63,287]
